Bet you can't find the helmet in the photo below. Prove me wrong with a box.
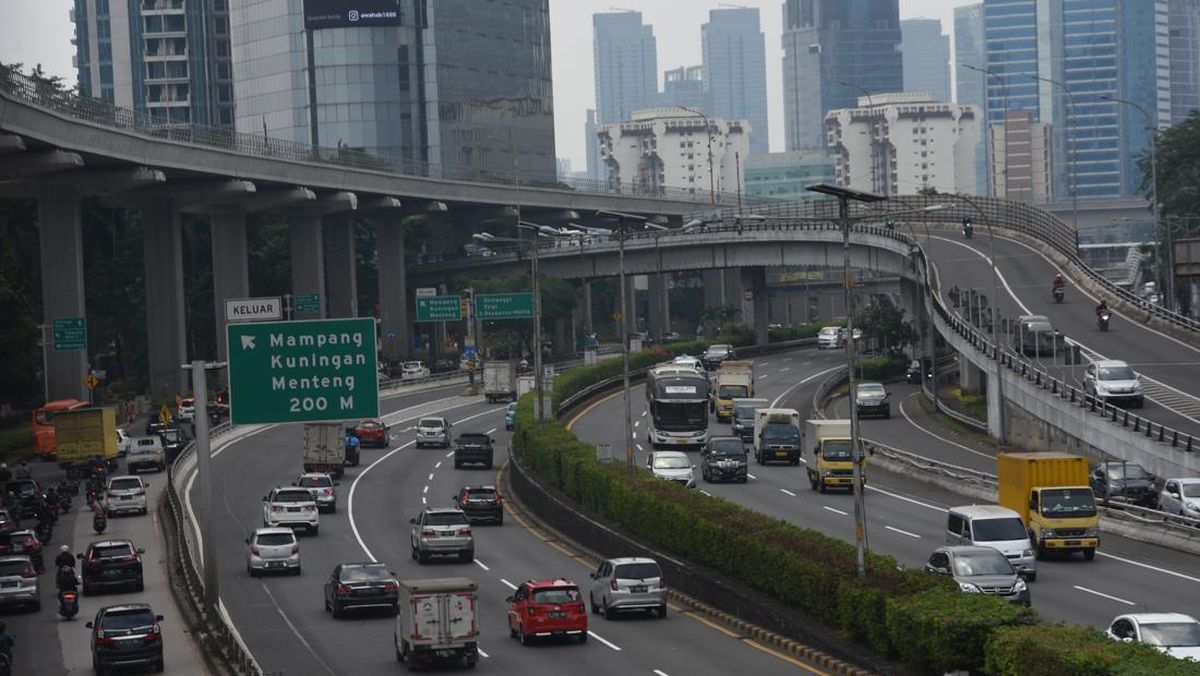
[60,545,70,553]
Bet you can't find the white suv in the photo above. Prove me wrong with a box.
[246,527,301,576]
[126,436,166,473]
[262,487,320,535]
[105,476,149,517]
[1084,359,1144,408]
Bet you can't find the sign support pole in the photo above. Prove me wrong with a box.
[38,324,49,404]
[186,360,221,616]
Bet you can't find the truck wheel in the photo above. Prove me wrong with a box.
[1083,549,1095,561]
[809,475,818,490]
[818,482,827,494]
[454,460,462,469]
[1035,540,1046,560]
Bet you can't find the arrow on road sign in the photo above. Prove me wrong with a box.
[241,335,256,350]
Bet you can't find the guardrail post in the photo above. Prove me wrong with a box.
[1187,436,1194,453]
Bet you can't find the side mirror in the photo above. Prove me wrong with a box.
[76,553,84,559]
[136,547,145,554]
[291,481,298,486]
[588,573,595,579]
[1028,495,1037,510]
[263,496,269,502]
[490,438,495,444]
[1171,489,1180,497]
[244,538,250,545]
[155,614,164,622]
[409,518,417,525]
[333,482,340,487]
[85,621,94,628]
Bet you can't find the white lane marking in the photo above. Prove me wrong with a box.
[780,367,791,373]
[636,444,644,451]
[1096,551,1200,585]
[641,410,647,417]
[635,420,641,428]
[1074,585,1136,606]
[784,357,793,362]
[823,506,848,516]
[259,583,337,675]
[422,496,427,505]
[771,365,843,407]
[475,559,490,572]
[422,486,428,494]
[760,362,770,367]
[588,630,622,651]
[759,375,769,381]
[898,393,994,461]
[380,394,468,424]
[428,473,434,481]
[349,407,501,562]
[864,484,946,512]
[654,670,670,676]
[780,488,796,497]
[435,461,442,469]
[746,473,756,480]
[633,432,637,439]
[500,579,518,590]
[885,525,921,539]
[478,648,490,658]
[802,361,812,366]
[486,428,497,435]
[699,490,712,497]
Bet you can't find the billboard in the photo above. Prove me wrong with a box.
[304,0,401,30]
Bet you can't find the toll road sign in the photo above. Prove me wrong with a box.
[415,295,463,322]
[476,293,534,320]
[53,317,87,351]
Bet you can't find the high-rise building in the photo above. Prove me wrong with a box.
[703,8,769,154]
[72,0,234,127]
[981,0,1168,200]
[954,3,987,195]
[593,11,658,126]
[584,109,601,181]
[825,92,980,196]
[1168,0,1200,125]
[744,150,835,201]
[989,110,1053,205]
[229,0,555,178]
[598,108,748,199]
[658,66,706,111]
[781,0,903,151]
[899,19,950,103]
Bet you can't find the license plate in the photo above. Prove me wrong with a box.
[267,561,284,568]
[775,451,788,457]
[0,582,17,588]
[104,569,122,576]
[1065,540,1081,546]
[630,585,647,593]
[548,610,566,619]
[121,496,132,501]
[674,439,687,445]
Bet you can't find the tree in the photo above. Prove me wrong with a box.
[1140,109,1200,217]
[855,298,915,355]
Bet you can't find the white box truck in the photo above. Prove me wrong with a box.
[483,360,518,403]
[753,408,802,465]
[302,422,346,478]
[394,577,479,670]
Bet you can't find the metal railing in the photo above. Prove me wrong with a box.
[165,423,262,676]
[0,64,761,207]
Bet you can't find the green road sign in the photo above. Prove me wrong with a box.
[476,292,534,320]
[226,317,379,425]
[294,293,321,314]
[52,317,87,351]
[415,295,463,322]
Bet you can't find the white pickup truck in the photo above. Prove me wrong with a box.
[126,436,167,473]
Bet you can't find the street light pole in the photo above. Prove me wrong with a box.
[834,81,879,194]
[618,222,633,474]
[1029,73,1080,253]
[678,106,716,205]
[956,194,1007,448]
[963,64,1011,198]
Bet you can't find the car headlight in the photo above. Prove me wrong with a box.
[958,582,981,593]
[1082,527,1098,538]
[1041,529,1055,538]
[1013,578,1027,593]
[821,471,834,477]
[1022,549,1034,558]
[1184,502,1200,513]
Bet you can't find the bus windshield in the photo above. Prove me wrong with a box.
[651,402,707,432]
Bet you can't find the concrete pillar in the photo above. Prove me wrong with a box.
[142,200,188,400]
[324,213,358,318]
[376,216,408,362]
[37,194,89,402]
[723,269,741,313]
[702,270,724,309]
[740,267,769,346]
[290,213,326,319]
[987,365,1004,440]
[578,278,593,335]
[210,210,249,368]
[647,273,670,337]
[959,353,985,394]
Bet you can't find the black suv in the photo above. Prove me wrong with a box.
[453,433,494,469]
[453,486,504,525]
[87,604,165,674]
[80,540,146,594]
[700,437,749,483]
[4,480,41,519]
[1090,462,1158,507]
[158,427,190,464]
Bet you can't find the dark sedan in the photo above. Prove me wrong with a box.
[855,383,891,419]
[80,539,146,594]
[324,562,399,618]
[700,437,749,483]
[87,604,165,673]
[1090,462,1158,508]
[453,486,504,525]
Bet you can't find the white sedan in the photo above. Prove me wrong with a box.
[400,361,431,380]
[1107,613,1200,661]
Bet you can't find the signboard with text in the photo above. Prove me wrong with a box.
[226,318,378,425]
[303,0,401,30]
[294,293,322,315]
[53,317,87,351]
[476,293,534,320]
[415,295,463,322]
[226,297,282,322]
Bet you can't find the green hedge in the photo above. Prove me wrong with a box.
[855,355,910,381]
[0,425,34,462]
[768,325,823,342]
[511,355,1186,673]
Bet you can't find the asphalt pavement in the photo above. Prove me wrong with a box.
[3,450,207,675]
[192,383,817,675]
[568,347,1200,633]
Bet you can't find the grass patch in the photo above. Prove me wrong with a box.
[0,425,34,462]
[948,387,988,421]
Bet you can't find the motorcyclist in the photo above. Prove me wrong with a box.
[1053,274,1066,290]
[0,463,10,483]
[13,462,30,480]
[55,563,78,594]
[54,545,75,571]
[1096,300,1110,316]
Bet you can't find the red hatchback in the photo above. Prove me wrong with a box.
[507,579,588,645]
[353,420,389,448]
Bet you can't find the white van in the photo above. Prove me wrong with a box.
[945,505,1037,581]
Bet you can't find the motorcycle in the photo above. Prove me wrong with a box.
[56,493,71,514]
[57,590,79,620]
[1098,310,1111,331]
[92,509,107,535]
[35,522,52,545]
[1053,286,1064,304]
[963,222,974,239]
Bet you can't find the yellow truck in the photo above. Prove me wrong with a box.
[53,407,119,470]
[713,361,755,421]
[804,419,864,492]
[998,452,1099,561]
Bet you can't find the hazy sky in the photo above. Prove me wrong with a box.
[0,0,977,169]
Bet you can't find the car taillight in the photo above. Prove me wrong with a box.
[251,546,260,556]
[133,489,145,496]
[21,569,35,579]
[457,528,471,536]
[571,602,585,613]
[383,582,398,592]
[610,578,618,591]
[290,544,299,554]
[323,488,333,495]
[96,635,116,646]
[337,584,352,595]
[421,529,435,537]
[147,624,162,640]
[660,575,666,588]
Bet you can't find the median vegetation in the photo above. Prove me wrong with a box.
[511,356,1189,674]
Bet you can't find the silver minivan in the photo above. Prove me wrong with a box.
[587,557,668,618]
[946,505,1037,581]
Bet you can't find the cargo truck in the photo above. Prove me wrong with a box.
[804,419,862,493]
[302,422,346,479]
[713,361,755,421]
[753,409,802,465]
[394,577,479,670]
[997,452,1099,560]
[31,399,89,460]
[54,407,119,473]
[483,360,518,403]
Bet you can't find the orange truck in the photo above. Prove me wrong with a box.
[32,399,89,459]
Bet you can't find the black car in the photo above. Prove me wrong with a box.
[87,604,165,674]
[1090,462,1158,507]
[700,437,749,483]
[702,344,735,371]
[453,486,504,525]
[158,427,190,464]
[323,562,399,618]
[80,539,145,594]
[453,433,494,469]
[730,398,768,443]
[906,359,925,384]
[4,480,41,519]
[855,383,891,419]
[144,414,170,437]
